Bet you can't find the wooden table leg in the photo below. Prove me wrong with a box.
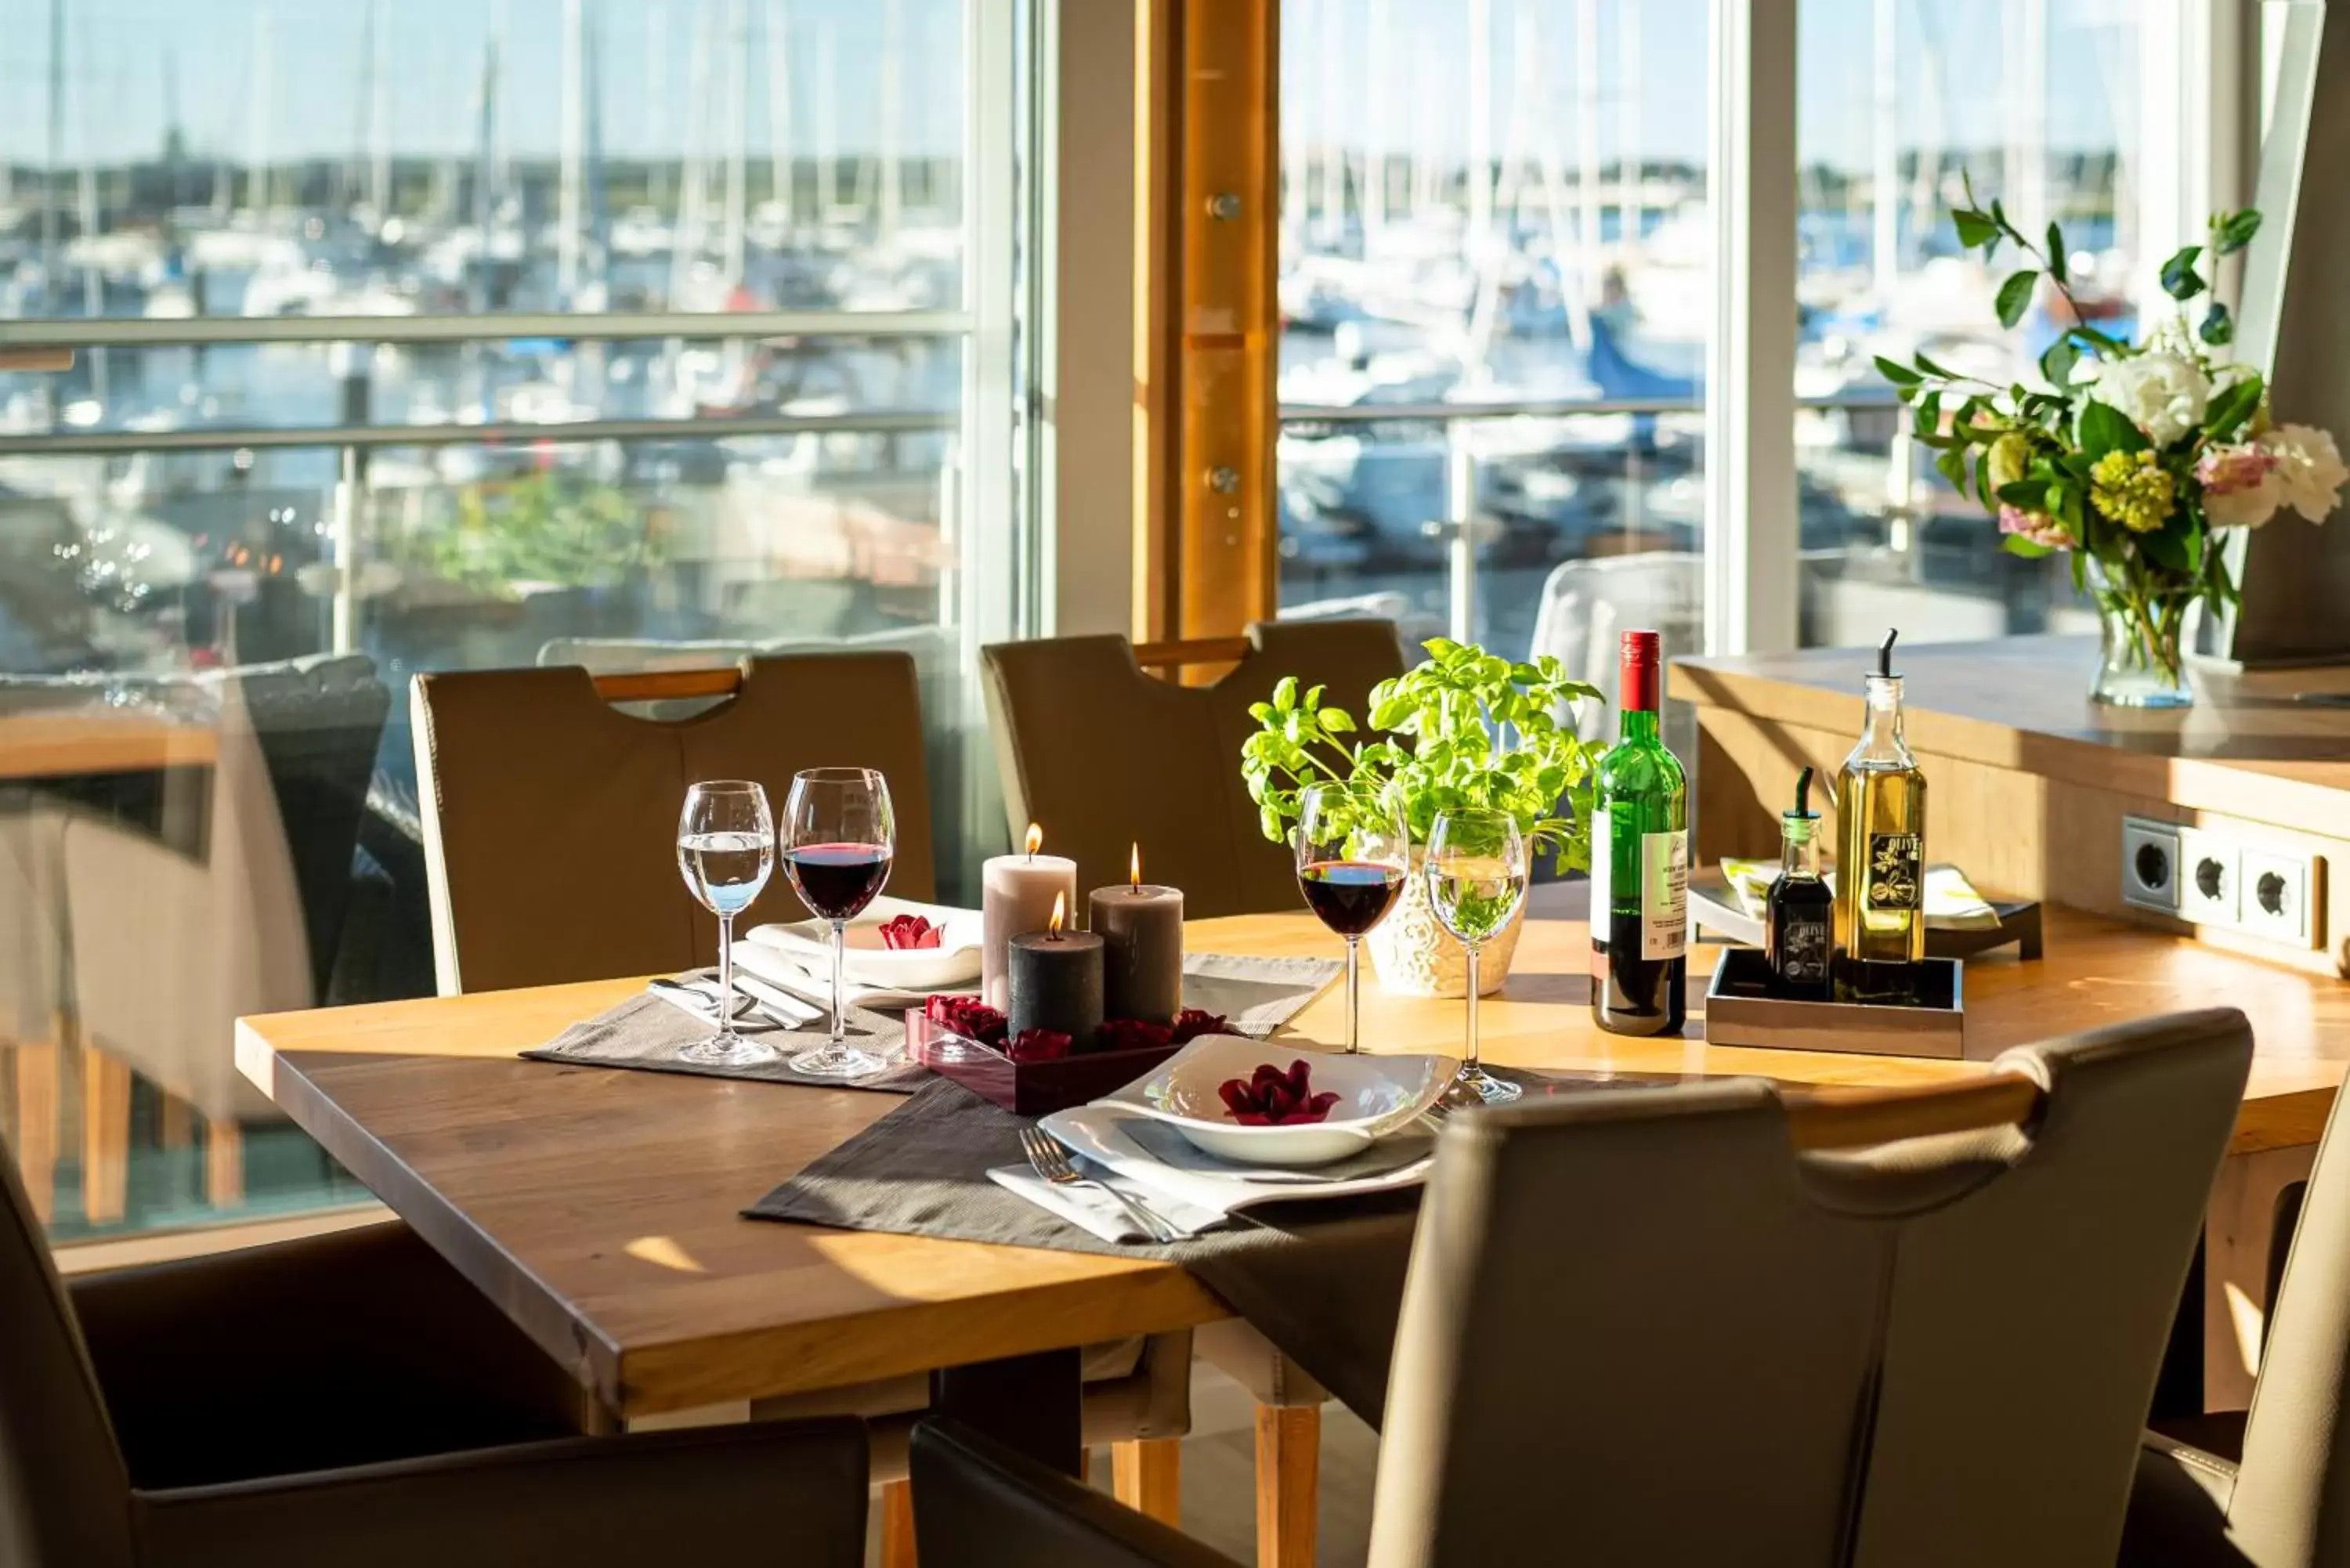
[1112,1436,1182,1527]
[931,1347,1083,1476]
[1254,1403,1318,1568]
[78,1045,131,1226]
[879,1478,918,1568]
[2205,1143,2319,1411]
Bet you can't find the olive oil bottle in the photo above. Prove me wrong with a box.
[1835,630,1926,999]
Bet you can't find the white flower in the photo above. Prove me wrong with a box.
[2086,351,2210,446]
[2260,423,2349,522]
[2204,474,2282,529]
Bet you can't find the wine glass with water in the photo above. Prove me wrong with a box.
[782,767,895,1078]
[1294,782,1408,1054]
[675,780,779,1068]
[1426,807,1528,1105]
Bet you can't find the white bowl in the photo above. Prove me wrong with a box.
[1098,1034,1459,1168]
[745,897,983,992]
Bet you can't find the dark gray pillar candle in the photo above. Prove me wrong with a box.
[1007,928,1105,1045]
[1090,883,1185,1024]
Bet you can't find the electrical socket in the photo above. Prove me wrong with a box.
[2120,817,2182,913]
[2243,849,2317,948]
[2175,827,2241,929]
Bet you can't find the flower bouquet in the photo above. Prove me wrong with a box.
[1878,193,2346,707]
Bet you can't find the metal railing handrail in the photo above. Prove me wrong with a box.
[0,410,956,458]
[0,308,973,350]
[1276,389,1899,425]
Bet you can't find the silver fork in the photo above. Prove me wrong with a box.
[1018,1127,1177,1245]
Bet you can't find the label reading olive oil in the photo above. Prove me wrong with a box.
[1864,833,1923,911]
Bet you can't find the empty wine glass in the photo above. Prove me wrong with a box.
[782,767,896,1078]
[675,780,779,1068]
[1294,782,1408,1054]
[1426,807,1528,1105]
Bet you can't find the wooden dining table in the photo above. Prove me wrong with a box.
[234,898,2350,1440]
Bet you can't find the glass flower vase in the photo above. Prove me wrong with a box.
[2088,564,2195,710]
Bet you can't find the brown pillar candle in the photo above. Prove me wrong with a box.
[1007,892,1105,1046]
[1090,844,1185,1024]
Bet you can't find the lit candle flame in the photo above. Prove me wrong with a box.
[1047,890,1066,938]
[1025,822,1043,858]
[1130,842,1141,891]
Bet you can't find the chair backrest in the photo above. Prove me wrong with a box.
[1367,1008,2253,1568]
[412,652,935,994]
[980,621,1405,919]
[0,1132,134,1568]
[1526,551,1703,737]
[2225,1057,2350,1566]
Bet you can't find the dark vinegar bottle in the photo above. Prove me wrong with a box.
[1765,768,1835,1001]
[1590,630,1688,1035]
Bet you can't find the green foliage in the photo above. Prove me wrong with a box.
[1239,638,1606,874]
[2160,244,2207,302]
[1995,270,2038,330]
[401,471,663,599]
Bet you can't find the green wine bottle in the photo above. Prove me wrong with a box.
[1589,630,1688,1036]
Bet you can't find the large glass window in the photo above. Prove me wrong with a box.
[0,0,1020,1244]
[1795,0,2143,647]
[1275,0,1712,730]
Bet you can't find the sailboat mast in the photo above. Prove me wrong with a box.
[878,0,902,244]
[1873,0,1899,300]
[559,0,584,302]
[765,0,794,234]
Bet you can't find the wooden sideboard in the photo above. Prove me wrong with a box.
[1676,636,2350,981]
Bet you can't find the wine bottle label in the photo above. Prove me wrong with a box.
[1778,917,1831,981]
[1865,833,1924,911]
[1586,807,1611,943]
[1640,829,1688,959]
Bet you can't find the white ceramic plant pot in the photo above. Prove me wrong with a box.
[1365,848,1526,999]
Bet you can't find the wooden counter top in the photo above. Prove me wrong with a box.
[1673,635,2350,832]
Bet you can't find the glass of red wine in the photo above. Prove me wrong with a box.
[781,767,896,1078]
[1294,782,1408,1054]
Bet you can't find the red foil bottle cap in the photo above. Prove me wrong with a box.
[1619,630,1662,712]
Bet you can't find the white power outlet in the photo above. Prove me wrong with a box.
[2243,849,2318,948]
[2176,827,2241,929]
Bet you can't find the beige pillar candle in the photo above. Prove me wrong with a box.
[981,823,1079,1010]
[1090,844,1185,1024]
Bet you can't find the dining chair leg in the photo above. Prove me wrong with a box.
[7,1041,60,1223]
[879,1477,918,1568]
[79,1045,131,1225]
[204,1117,244,1208]
[1254,1403,1318,1568]
[1112,1436,1182,1527]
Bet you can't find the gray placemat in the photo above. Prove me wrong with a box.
[744,1064,1642,1424]
[517,951,1343,1093]
[1182,952,1343,1036]
[522,984,931,1092]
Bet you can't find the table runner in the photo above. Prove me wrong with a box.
[520,952,1345,1093]
[747,1067,1642,1423]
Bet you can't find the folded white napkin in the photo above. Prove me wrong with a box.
[730,940,968,1010]
[987,1162,1227,1244]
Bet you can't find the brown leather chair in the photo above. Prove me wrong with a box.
[0,1141,868,1568]
[2120,1054,2350,1568]
[411,654,937,995]
[911,1009,2253,1568]
[981,621,1407,917]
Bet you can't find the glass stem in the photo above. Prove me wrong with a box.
[1465,945,1480,1074]
[715,913,737,1046]
[830,919,848,1046]
[1344,934,1361,1054]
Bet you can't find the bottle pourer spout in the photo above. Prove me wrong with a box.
[1878,628,1900,678]
[1791,764,1817,819]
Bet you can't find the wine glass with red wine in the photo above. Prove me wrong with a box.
[1294,782,1408,1054]
[781,767,896,1078]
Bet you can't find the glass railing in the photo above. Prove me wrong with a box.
[0,315,970,1248]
